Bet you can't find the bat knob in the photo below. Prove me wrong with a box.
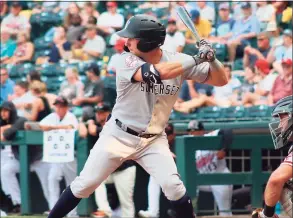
[207,51,215,62]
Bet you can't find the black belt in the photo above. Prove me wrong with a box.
[115,119,156,139]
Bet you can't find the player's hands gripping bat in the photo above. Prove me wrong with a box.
[176,6,215,63]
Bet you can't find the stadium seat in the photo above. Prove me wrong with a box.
[213,43,227,62]
[222,106,246,120]
[197,106,223,121]
[39,63,65,77]
[244,105,272,120]
[34,37,52,51]
[33,49,51,62]
[182,44,198,56]
[152,7,168,19]
[233,58,243,71]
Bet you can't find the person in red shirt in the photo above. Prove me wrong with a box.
[268,59,292,105]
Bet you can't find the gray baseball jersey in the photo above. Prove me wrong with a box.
[111,50,210,134]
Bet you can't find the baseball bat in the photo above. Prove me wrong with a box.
[176,6,201,43]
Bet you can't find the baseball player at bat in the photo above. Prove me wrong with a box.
[48,14,228,218]
[252,95,293,218]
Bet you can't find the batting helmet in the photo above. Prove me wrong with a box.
[116,14,166,53]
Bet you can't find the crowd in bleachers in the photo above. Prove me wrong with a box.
[0,1,292,217]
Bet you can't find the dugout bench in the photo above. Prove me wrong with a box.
[0,130,274,215]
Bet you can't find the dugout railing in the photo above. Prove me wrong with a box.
[0,130,273,215]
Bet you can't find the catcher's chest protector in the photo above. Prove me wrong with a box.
[280,179,293,217]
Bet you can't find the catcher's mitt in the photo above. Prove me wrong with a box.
[251,208,279,218]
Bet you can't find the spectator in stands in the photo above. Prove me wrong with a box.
[87,16,98,25]
[37,96,79,217]
[242,59,277,107]
[72,63,104,121]
[107,38,126,76]
[256,1,276,31]
[185,9,211,44]
[59,67,84,104]
[48,26,71,63]
[266,21,283,47]
[281,3,292,25]
[81,2,99,26]
[231,1,258,21]
[63,3,80,29]
[23,81,52,122]
[243,32,271,68]
[0,68,15,105]
[84,25,106,60]
[1,1,31,36]
[221,2,261,62]
[0,28,16,64]
[0,0,8,18]
[139,2,169,9]
[267,29,292,74]
[66,14,85,44]
[5,31,34,64]
[268,58,293,105]
[9,81,35,117]
[232,66,258,105]
[26,70,41,83]
[0,101,50,214]
[97,1,125,36]
[209,3,235,42]
[196,1,215,24]
[174,63,240,113]
[161,18,186,53]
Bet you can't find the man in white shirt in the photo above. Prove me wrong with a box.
[161,18,186,53]
[97,1,124,36]
[82,25,106,60]
[39,96,79,217]
[196,1,215,25]
[1,2,31,36]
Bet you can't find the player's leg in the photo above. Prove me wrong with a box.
[139,176,161,217]
[135,136,194,218]
[31,161,51,206]
[62,160,78,217]
[0,158,21,207]
[211,184,233,216]
[48,132,132,218]
[113,166,136,217]
[47,163,63,210]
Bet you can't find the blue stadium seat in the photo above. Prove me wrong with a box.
[222,106,246,120]
[39,63,64,77]
[244,105,272,120]
[197,106,223,121]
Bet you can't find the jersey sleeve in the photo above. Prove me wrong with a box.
[281,152,293,167]
[116,52,146,82]
[177,53,210,83]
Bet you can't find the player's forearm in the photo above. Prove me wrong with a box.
[156,56,196,80]
[205,59,229,86]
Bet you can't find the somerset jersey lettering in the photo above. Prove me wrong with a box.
[140,82,180,96]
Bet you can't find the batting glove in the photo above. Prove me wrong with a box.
[193,43,215,64]
[251,208,279,218]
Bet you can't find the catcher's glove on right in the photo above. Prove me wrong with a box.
[251,208,279,218]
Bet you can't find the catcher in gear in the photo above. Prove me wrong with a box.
[252,95,293,218]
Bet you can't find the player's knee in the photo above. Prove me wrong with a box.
[70,177,99,198]
[161,175,186,201]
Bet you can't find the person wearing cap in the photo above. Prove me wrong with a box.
[0,68,15,105]
[97,1,124,36]
[161,18,186,53]
[35,96,79,217]
[268,59,293,105]
[220,2,260,62]
[72,63,104,121]
[266,21,283,47]
[187,120,233,216]
[0,101,50,214]
[0,1,31,36]
[267,29,292,74]
[243,32,271,68]
[256,1,276,31]
[185,9,212,43]
[242,59,277,107]
[0,28,16,64]
[81,25,106,60]
[209,3,235,41]
[106,38,127,76]
[81,2,99,26]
